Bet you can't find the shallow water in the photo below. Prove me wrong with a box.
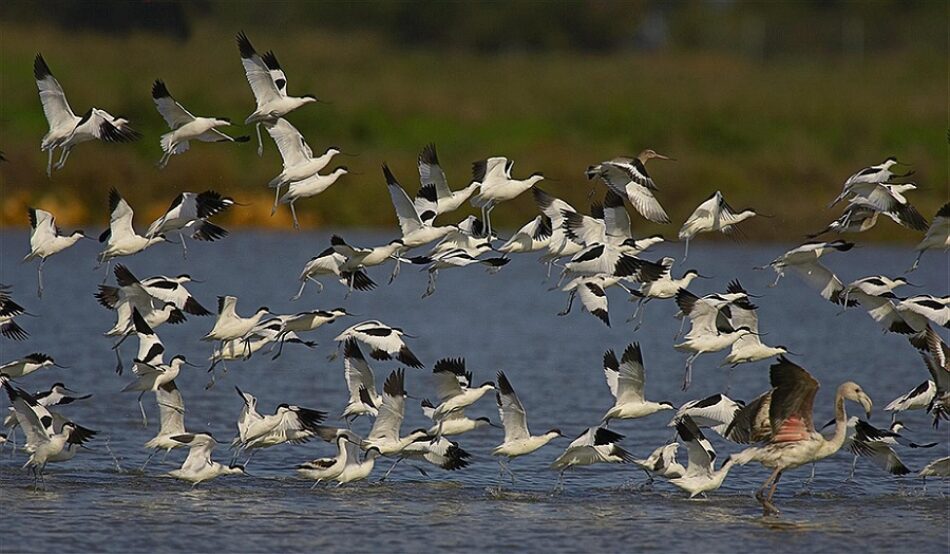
[1,231,948,553]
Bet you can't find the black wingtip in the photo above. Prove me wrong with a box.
[236,31,256,58]
[34,53,52,80]
[151,79,170,99]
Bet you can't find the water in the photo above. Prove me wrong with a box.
[1,231,947,553]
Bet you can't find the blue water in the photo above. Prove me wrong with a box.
[1,231,947,553]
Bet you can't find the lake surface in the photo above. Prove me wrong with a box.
[1,230,947,553]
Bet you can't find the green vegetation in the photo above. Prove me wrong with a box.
[0,3,945,242]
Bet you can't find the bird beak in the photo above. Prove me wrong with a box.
[696,273,712,279]
[188,278,205,284]
[53,362,70,369]
[655,154,674,161]
[164,237,180,245]
[861,396,873,420]
[783,349,801,357]
[339,151,359,157]
[489,422,503,429]
[902,281,920,288]
[183,360,200,368]
[347,170,363,176]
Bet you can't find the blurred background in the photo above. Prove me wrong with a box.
[0,0,945,240]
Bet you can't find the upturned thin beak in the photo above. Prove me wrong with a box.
[696,274,712,279]
[53,363,70,369]
[784,349,801,357]
[656,154,674,161]
[184,360,200,368]
[489,422,503,429]
[347,170,363,175]
[903,281,920,288]
[188,278,205,284]
[339,151,359,157]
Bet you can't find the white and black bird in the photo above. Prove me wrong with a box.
[34,54,140,176]
[146,190,235,257]
[678,191,757,261]
[341,339,381,422]
[362,369,429,456]
[167,432,246,486]
[265,117,344,212]
[885,380,935,422]
[296,432,353,485]
[673,288,757,390]
[532,187,585,274]
[835,183,928,232]
[910,203,950,272]
[492,371,563,483]
[413,242,510,299]
[236,32,320,156]
[267,307,349,358]
[122,355,193,427]
[551,427,634,488]
[756,240,855,304]
[292,246,376,300]
[152,79,248,168]
[3,381,95,483]
[0,353,65,379]
[721,285,790,369]
[98,188,168,269]
[203,295,271,367]
[0,289,30,341]
[333,320,423,368]
[497,215,553,255]
[633,442,685,482]
[231,387,326,458]
[628,259,706,329]
[469,157,545,235]
[279,166,351,230]
[414,143,480,218]
[24,207,88,297]
[600,344,674,424]
[830,157,914,207]
[384,164,457,250]
[669,393,744,437]
[669,416,736,497]
[586,150,673,224]
[142,379,187,469]
[428,357,496,428]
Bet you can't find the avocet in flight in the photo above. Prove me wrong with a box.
[24,208,89,297]
[34,54,140,176]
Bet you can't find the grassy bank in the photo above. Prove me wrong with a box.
[0,18,945,241]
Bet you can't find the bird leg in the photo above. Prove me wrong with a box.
[552,469,566,495]
[907,252,923,274]
[499,460,516,484]
[682,238,690,263]
[46,148,54,177]
[755,469,782,515]
[379,458,403,482]
[114,347,124,375]
[682,353,698,391]
[179,231,188,260]
[271,185,282,216]
[54,146,71,170]
[557,290,576,316]
[141,449,158,472]
[847,455,858,481]
[673,316,687,340]
[389,258,402,284]
[769,270,783,288]
[36,258,46,298]
[724,366,735,395]
[290,202,300,230]
[137,391,148,427]
[422,270,437,299]
[255,122,264,157]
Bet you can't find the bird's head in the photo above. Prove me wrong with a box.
[658,401,676,411]
[325,146,342,156]
[839,382,873,419]
[301,94,321,105]
[409,428,429,440]
[256,307,271,316]
[638,149,674,162]
[480,381,496,390]
[276,403,291,412]
[890,421,906,434]
[228,464,248,475]
[547,428,565,438]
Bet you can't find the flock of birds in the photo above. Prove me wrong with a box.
[2,32,948,517]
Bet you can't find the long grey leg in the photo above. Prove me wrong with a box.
[256,123,264,157]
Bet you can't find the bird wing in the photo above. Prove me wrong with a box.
[235,388,263,442]
[108,188,136,240]
[615,343,646,404]
[217,295,238,319]
[368,370,405,442]
[788,261,847,305]
[532,187,577,228]
[676,416,714,477]
[624,182,671,225]
[418,143,451,199]
[151,80,196,129]
[343,339,377,402]
[383,165,424,236]
[674,394,740,430]
[602,190,632,240]
[768,357,820,440]
[4,384,54,449]
[602,349,620,400]
[578,281,610,327]
[562,210,606,246]
[34,55,76,131]
[851,291,914,334]
[495,372,530,443]
[433,358,468,402]
[156,380,186,436]
[850,439,910,475]
[236,32,282,108]
[265,118,311,168]
[29,208,58,248]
